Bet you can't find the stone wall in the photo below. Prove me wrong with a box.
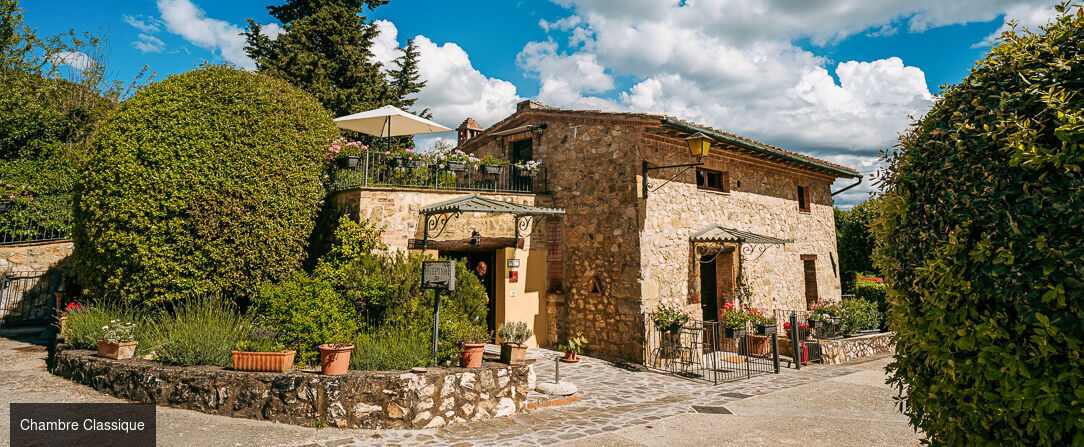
[0,240,73,273]
[818,332,895,365]
[51,346,531,429]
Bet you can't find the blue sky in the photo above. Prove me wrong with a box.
[21,0,1060,206]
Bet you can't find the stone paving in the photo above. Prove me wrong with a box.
[289,347,860,447]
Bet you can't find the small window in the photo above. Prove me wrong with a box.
[797,185,809,212]
[696,168,729,193]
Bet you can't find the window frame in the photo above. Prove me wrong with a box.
[797,185,810,213]
[696,168,729,193]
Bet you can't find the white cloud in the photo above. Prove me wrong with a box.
[124,14,160,33]
[132,34,166,53]
[156,0,264,69]
[50,51,94,71]
[371,20,401,69]
[973,4,1059,48]
[517,40,613,106]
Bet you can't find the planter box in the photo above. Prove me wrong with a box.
[724,327,747,339]
[96,340,137,360]
[515,168,538,177]
[391,157,408,168]
[756,324,777,335]
[500,343,527,365]
[336,156,360,169]
[231,350,296,372]
[407,159,425,169]
[480,165,504,175]
[446,161,468,172]
[460,343,485,368]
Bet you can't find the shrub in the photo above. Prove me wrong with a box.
[144,297,251,367]
[72,64,338,305]
[350,325,432,371]
[253,271,359,365]
[873,8,1084,445]
[838,299,880,334]
[62,301,150,353]
[852,279,887,329]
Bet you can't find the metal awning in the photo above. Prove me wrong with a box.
[420,194,564,216]
[690,224,792,245]
[419,194,564,249]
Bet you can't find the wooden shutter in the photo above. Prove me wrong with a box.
[803,259,818,308]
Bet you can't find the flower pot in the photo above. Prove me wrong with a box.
[96,340,138,360]
[746,334,770,357]
[392,157,408,168]
[408,159,425,169]
[659,332,682,359]
[500,342,527,365]
[57,315,67,337]
[460,342,485,368]
[560,351,579,363]
[317,344,354,376]
[756,324,777,335]
[724,327,747,339]
[516,168,538,177]
[481,165,504,175]
[336,156,360,169]
[446,161,468,172]
[231,350,296,372]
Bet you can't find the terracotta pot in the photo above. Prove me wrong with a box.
[459,342,485,368]
[560,351,579,363]
[231,350,296,372]
[57,315,67,337]
[746,334,770,357]
[500,342,527,365]
[317,344,354,375]
[96,340,138,360]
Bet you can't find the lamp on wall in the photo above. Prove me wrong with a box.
[641,131,713,198]
[471,230,481,246]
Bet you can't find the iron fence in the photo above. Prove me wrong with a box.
[330,151,548,194]
[772,309,888,368]
[0,195,72,245]
[645,319,779,385]
[0,270,61,327]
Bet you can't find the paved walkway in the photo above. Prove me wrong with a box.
[0,333,921,446]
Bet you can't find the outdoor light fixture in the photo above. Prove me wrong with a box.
[685,132,712,161]
[641,130,712,198]
[471,230,482,246]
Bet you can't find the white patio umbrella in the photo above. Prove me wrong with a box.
[334,105,452,137]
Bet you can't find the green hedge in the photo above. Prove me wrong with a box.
[72,64,338,305]
[873,9,1084,446]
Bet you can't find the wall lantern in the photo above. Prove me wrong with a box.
[471,230,482,246]
[684,132,713,161]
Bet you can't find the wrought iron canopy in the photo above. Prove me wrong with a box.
[689,224,792,245]
[419,194,564,248]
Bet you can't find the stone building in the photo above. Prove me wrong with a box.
[331,100,859,362]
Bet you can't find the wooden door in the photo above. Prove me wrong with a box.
[803,259,818,308]
[700,256,717,321]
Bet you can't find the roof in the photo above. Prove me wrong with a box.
[420,194,565,216]
[464,101,859,179]
[689,224,792,245]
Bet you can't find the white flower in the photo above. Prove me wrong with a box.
[102,326,108,329]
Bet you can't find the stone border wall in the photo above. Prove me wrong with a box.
[51,346,531,429]
[817,332,895,365]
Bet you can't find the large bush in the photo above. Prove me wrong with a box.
[874,9,1084,446]
[73,65,338,305]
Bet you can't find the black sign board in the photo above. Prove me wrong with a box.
[421,261,455,291]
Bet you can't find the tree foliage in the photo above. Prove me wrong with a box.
[244,0,426,148]
[73,65,338,305]
[835,196,880,291]
[873,6,1084,445]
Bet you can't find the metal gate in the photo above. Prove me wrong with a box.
[645,319,779,384]
[0,271,59,327]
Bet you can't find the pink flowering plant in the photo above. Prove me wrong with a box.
[718,301,749,329]
[326,138,368,160]
[808,299,843,323]
[747,306,776,326]
[649,300,691,333]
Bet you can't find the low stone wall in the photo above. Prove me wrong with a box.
[0,240,73,273]
[818,332,895,365]
[51,346,531,429]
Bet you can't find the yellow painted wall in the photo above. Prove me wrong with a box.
[494,247,548,348]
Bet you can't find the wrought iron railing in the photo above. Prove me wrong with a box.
[0,270,61,327]
[0,195,72,245]
[645,319,779,385]
[330,151,548,194]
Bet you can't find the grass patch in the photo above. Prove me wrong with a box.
[144,297,251,367]
[351,325,433,371]
[62,302,152,355]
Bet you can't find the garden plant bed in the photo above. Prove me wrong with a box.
[50,345,532,429]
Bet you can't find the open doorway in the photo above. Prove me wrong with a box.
[442,250,497,334]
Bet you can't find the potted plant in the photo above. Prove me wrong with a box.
[497,321,532,365]
[752,308,777,335]
[558,332,588,363]
[336,155,360,169]
[649,301,690,359]
[719,302,748,339]
[317,336,354,375]
[232,327,296,372]
[96,321,138,360]
[808,299,843,336]
[478,155,508,175]
[57,302,83,338]
[455,324,490,368]
[783,321,811,340]
[513,160,542,177]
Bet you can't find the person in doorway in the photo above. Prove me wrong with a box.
[474,261,488,279]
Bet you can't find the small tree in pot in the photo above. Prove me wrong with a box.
[497,321,532,365]
[558,331,588,363]
[454,323,490,368]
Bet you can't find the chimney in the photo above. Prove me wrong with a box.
[456,118,483,146]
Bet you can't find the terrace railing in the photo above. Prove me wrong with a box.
[645,319,779,385]
[331,151,548,194]
[0,195,72,245]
